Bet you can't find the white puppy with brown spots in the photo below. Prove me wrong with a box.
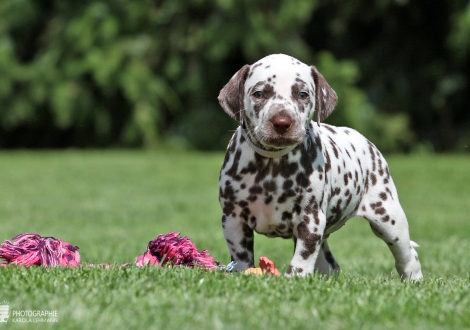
[218,54,422,280]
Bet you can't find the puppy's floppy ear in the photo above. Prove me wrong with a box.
[218,64,250,123]
[311,66,338,126]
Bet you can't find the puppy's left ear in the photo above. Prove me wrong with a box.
[311,66,338,125]
[218,65,250,124]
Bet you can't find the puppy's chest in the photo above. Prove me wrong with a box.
[221,153,320,238]
[241,177,313,237]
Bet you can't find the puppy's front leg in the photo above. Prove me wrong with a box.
[222,214,254,272]
[286,210,326,277]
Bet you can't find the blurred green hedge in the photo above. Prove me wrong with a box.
[0,0,469,152]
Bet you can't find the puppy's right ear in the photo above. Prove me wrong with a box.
[218,65,250,123]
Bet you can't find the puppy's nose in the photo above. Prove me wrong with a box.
[271,115,292,135]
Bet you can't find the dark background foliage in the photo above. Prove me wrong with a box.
[0,0,469,152]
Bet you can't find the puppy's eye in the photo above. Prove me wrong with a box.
[253,91,265,99]
[298,92,309,100]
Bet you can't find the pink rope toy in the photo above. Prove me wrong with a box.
[136,232,217,269]
[0,233,80,267]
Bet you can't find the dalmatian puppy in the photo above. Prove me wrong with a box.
[218,54,423,280]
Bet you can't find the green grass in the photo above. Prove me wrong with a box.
[0,151,469,329]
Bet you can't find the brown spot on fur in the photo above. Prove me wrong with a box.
[240,207,251,221]
[313,209,320,225]
[295,172,310,188]
[324,151,331,174]
[378,158,384,176]
[238,200,248,208]
[374,207,386,215]
[286,265,293,275]
[371,173,377,185]
[225,150,242,181]
[370,202,382,209]
[385,187,393,199]
[324,125,337,134]
[263,180,277,193]
[330,138,339,159]
[293,203,302,214]
[282,211,293,221]
[368,142,376,172]
[249,185,263,195]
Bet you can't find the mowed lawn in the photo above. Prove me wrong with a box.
[0,151,469,330]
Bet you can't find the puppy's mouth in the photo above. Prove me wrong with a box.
[246,128,303,151]
[261,137,301,149]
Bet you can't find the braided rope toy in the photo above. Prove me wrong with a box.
[0,233,80,267]
[135,231,217,269]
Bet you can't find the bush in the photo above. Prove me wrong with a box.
[0,0,468,151]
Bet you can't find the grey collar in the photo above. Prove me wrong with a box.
[241,128,296,158]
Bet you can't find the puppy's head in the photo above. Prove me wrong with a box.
[218,54,337,149]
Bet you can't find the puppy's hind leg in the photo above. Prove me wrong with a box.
[361,195,423,281]
[314,239,340,276]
